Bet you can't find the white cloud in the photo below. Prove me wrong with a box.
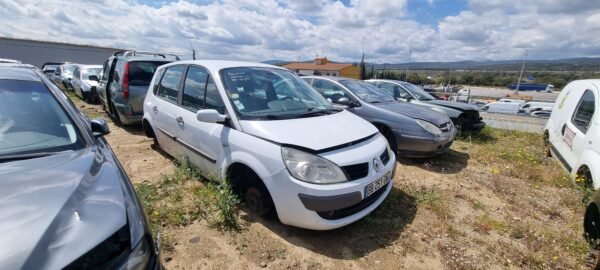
[0,0,598,63]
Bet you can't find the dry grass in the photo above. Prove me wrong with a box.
[457,127,569,187]
[135,161,240,250]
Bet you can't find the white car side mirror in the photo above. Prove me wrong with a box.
[196,109,227,124]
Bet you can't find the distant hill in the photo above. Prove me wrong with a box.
[262,57,600,71]
[260,60,289,66]
[371,57,600,71]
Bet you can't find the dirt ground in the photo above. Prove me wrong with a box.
[71,93,589,270]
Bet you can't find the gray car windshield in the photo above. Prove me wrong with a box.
[339,80,396,103]
[220,67,337,120]
[401,82,436,101]
[0,80,84,158]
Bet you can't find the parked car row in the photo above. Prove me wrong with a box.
[38,61,105,105]
[3,51,599,268]
[0,52,485,268]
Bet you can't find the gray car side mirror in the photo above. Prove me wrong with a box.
[337,97,359,107]
[91,118,110,136]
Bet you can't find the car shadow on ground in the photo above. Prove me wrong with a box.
[397,149,470,174]
[241,185,417,259]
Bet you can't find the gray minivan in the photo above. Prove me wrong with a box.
[98,51,178,125]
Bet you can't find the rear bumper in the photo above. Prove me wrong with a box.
[394,130,456,158]
[114,103,143,125]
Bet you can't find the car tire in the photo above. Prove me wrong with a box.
[585,205,600,270]
[454,117,465,131]
[110,102,122,125]
[245,186,273,217]
[543,131,552,157]
[378,125,398,154]
[231,168,274,217]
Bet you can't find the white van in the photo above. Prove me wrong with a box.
[545,80,598,187]
[497,98,527,105]
[520,101,554,114]
[142,61,396,230]
[481,102,521,114]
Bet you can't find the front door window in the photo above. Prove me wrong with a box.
[571,90,595,134]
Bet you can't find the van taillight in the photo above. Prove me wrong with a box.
[122,62,130,99]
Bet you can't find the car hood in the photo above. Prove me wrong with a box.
[0,149,127,269]
[425,100,480,111]
[239,110,378,152]
[83,80,98,87]
[374,102,449,126]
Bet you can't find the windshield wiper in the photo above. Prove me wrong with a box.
[0,152,58,163]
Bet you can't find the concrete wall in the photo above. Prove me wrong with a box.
[0,37,124,68]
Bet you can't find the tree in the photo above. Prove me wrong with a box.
[359,52,367,80]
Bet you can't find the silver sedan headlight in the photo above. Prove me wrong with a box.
[282,147,347,184]
[415,119,442,135]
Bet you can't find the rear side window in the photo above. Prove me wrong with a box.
[182,66,208,111]
[157,65,184,103]
[572,90,596,133]
[128,61,167,85]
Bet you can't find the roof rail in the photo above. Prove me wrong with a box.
[113,50,180,60]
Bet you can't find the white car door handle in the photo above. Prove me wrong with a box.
[176,116,184,124]
[152,106,158,113]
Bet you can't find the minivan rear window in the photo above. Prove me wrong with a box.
[129,61,168,85]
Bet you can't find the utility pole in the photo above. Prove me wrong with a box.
[446,69,452,92]
[515,49,528,95]
[405,48,412,81]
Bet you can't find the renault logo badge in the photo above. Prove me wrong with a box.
[373,159,380,173]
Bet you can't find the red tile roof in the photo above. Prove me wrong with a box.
[283,62,354,71]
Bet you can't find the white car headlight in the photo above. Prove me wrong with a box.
[415,119,442,135]
[281,147,347,184]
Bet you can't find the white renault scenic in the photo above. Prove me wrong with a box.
[142,61,396,230]
[545,79,598,188]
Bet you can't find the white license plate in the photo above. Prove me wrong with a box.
[365,172,391,197]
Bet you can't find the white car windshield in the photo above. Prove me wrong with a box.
[83,67,101,78]
[220,67,337,120]
[400,82,436,101]
[0,80,84,158]
[339,80,396,104]
[62,65,77,75]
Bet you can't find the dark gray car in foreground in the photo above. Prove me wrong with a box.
[0,65,160,269]
[303,76,457,158]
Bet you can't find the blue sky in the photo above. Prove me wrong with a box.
[408,0,467,27]
[1,0,599,62]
